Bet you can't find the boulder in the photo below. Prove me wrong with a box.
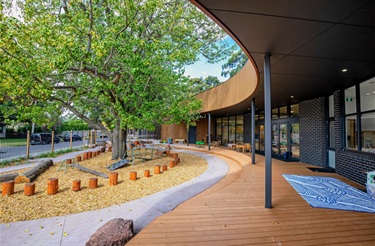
[86,218,134,246]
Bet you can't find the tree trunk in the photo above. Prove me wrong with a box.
[22,159,53,182]
[0,173,18,182]
[112,121,120,160]
[111,121,127,160]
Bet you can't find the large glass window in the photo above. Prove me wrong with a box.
[345,86,356,114]
[280,106,288,118]
[361,113,375,153]
[272,124,279,154]
[214,115,245,146]
[346,115,357,150]
[280,124,287,152]
[272,108,278,119]
[290,123,299,144]
[290,104,299,117]
[360,78,375,112]
[344,77,375,152]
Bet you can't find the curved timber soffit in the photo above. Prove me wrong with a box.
[190,0,260,114]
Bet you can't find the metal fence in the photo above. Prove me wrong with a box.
[0,130,108,163]
[0,129,158,163]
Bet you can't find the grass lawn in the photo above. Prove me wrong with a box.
[0,138,27,146]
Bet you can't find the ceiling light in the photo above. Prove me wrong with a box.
[342,69,348,72]
[291,96,294,98]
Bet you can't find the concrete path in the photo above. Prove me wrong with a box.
[0,148,228,246]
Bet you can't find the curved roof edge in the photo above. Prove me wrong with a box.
[196,61,258,114]
[190,0,260,115]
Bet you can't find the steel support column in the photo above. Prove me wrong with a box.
[208,113,211,150]
[264,54,272,209]
[251,98,256,164]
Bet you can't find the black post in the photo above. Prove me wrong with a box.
[264,54,272,209]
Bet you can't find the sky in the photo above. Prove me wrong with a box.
[184,37,238,82]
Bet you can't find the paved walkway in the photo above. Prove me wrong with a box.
[0,147,228,246]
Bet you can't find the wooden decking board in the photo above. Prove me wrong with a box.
[128,148,375,245]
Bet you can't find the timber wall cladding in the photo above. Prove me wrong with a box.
[196,61,258,113]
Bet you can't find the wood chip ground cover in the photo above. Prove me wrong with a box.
[0,151,208,223]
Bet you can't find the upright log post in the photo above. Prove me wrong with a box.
[26,131,30,159]
[108,146,112,152]
[89,178,98,189]
[76,155,82,162]
[2,180,15,196]
[144,170,150,177]
[24,183,35,196]
[154,165,161,174]
[109,172,118,186]
[92,151,97,157]
[66,159,72,164]
[169,160,175,168]
[162,165,168,171]
[47,178,58,195]
[83,152,89,160]
[51,131,55,153]
[72,180,81,191]
[130,171,137,181]
[173,153,178,160]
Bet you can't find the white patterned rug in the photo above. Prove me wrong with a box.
[282,174,375,213]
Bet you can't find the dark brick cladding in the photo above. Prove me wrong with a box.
[333,90,375,186]
[299,97,327,167]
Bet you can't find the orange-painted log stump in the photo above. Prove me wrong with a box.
[47,178,58,195]
[83,152,89,160]
[88,151,92,159]
[66,159,72,164]
[72,180,81,192]
[96,150,100,155]
[89,178,98,189]
[169,153,173,157]
[109,172,118,186]
[108,146,112,152]
[76,155,82,162]
[2,180,15,196]
[130,171,137,181]
[173,153,178,160]
[144,170,150,177]
[92,151,97,157]
[162,165,168,171]
[169,160,175,168]
[100,147,105,153]
[24,183,35,196]
[154,165,161,174]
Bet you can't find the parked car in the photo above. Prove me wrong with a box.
[30,133,60,145]
[63,134,82,142]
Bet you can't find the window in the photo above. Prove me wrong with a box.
[290,104,299,117]
[280,106,288,118]
[328,95,335,149]
[344,77,375,152]
[361,113,375,152]
[272,108,278,119]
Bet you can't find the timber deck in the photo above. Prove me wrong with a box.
[128,147,375,245]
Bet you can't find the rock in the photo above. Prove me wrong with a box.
[86,218,134,246]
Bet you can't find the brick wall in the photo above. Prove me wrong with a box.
[299,97,327,167]
[333,90,375,186]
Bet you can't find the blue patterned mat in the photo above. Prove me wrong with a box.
[282,174,375,213]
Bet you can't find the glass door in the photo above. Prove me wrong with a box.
[280,124,288,153]
[272,124,279,154]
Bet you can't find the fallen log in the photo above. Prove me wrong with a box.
[22,159,54,183]
[0,173,19,182]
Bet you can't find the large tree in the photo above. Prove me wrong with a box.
[0,0,228,159]
[221,49,248,78]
